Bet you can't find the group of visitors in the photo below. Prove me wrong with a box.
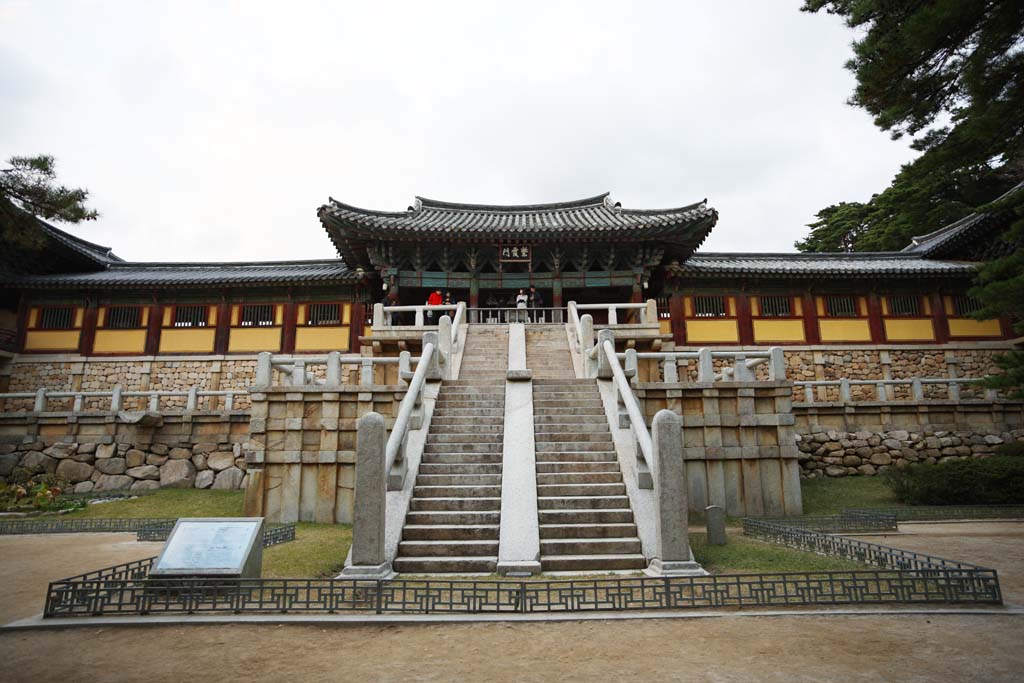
[381,286,549,325]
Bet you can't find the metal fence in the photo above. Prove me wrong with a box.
[135,521,296,546]
[0,517,174,535]
[843,506,1024,522]
[761,511,899,534]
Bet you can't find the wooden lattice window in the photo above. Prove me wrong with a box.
[888,295,921,317]
[240,304,275,327]
[173,305,208,328]
[655,297,671,320]
[307,303,342,326]
[825,295,857,317]
[106,306,142,329]
[759,296,791,318]
[38,307,74,330]
[953,295,983,317]
[693,295,726,318]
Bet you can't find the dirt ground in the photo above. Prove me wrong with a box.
[1,524,1022,682]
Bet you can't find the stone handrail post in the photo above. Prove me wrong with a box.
[185,385,199,412]
[73,393,84,412]
[768,347,786,380]
[608,306,618,326]
[732,353,753,381]
[839,378,852,403]
[148,393,160,412]
[438,315,452,379]
[326,351,342,384]
[451,303,466,351]
[372,302,385,330]
[580,314,595,377]
[110,385,123,412]
[422,331,442,381]
[256,352,272,387]
[567,301,581,350]
[358,359,373,385]
[624,348,638,386]
[341,412,392,578]
[876,381,887,401]
[647,410,703,576]
[398,350,412,382]
[596,329,615,379]
[662,358,679,382]
[911,378,924,401]
[33,388,47,412]
[643,298,657,325]
[697,348,714,382]
[414,308,425,327]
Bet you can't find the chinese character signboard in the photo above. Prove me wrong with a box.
[498,245,531,262]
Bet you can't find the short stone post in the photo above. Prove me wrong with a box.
[839,378,852,403]
[948,378,960,401]
[768,347,786,381]
[340,412,393,579]
[422,331,442,380]
[705,505,726,546]
[911,377,924,401]
[398,350,412,383]
[646,409,704,576]
[326,351,342,385]
[33,388,47,413]
[697,348,714,382]
[291,359,306,386]
[804,384,815,403]
[110,385,123,412]
[414,308,424,327]
[733,354,754,381]
[360,359,374,386]
[148,393,160,412]
[437,315,452,379]
[876,381,887,401]
[372,302,385,330]
[644,298,657,325]
[624,348,638,386]
[663,357,679,383]
[596,329,615,380]
[255,352,272,387]
[185,385,199,412]
[580,314,596,377]
[608,306,618,326]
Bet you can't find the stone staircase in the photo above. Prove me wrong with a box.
[394,326,508,573]
[526,326,576,379]
[533,374,645,571]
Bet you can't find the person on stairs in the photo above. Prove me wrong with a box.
[529,285,544,323]
[515,288,529,323]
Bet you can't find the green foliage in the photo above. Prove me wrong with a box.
[884,456,1024,505]
[800,475,902,515]
[995,441,1024,458]
[62,488,244,519]
[797,1,1024,252]
[0,477,85,512]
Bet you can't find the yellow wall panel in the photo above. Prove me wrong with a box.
[93,329,147,354]
[819,319,872,342]
[24,330,80,351]
[275,305,284,325]
[883,318,935,341]
[658,319,672,336]
[98,307,107,326]
[228,327,282,353]
[231,306,239,326]
[686,319,739,343]
[159,328,216,353]
[28,308,39,327]
[815,297,825,316]
[297,304,307,323]
[943,296,954,316]
[753,319,805,343]
[73,308,84,327]
[948,318,1002,338]
[295,326,350,352]
[794,297,803,316]
[207,307,218,326]
[343,303,352,324]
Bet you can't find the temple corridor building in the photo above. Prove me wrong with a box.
[0,189,1019,397]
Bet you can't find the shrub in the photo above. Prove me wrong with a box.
[884,456,1024,505]
[994,441,1024,458]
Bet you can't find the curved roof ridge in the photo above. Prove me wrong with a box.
[106,258,350,269]
[324,198,411,218]
[35,217,121,264]
[414,193,610,213]
[620,199,709,215]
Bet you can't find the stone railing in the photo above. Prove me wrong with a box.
[0,386,248,414]
[384,335,438,490]
[568,300,659,353]
[617,348,787,383]
[598,332,654,489]
[257,351,419,387]
[466,306,566,324]
[793,377,998,405]
[371,301,466,336]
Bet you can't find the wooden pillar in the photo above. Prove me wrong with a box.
[15,297,29,353]
[736,294,754,346]
[552,275,563,307]
[669,293,686,346]
[214,302,231,355]
[802,292,820,344]
[866,293,885,343]
[930,292,950,344]
[349,302,366,352]
[469,273,480,308]
[631,274,643,303]
[144,304,162,355]
[282,302,297,354]
[999,314,1015,339]
[79,304,98,356]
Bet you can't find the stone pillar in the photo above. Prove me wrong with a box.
[437,315,452,379]
[705,505,726,546]
[646,409,705,576]
[422,331,442,381]
[596,329,615,380]
[340,412,393,578]
[580,314,596,378]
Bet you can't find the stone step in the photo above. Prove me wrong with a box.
[537,482,626,497]
[418,463,503,475]
[426,432,505,443]
[536,461,620,474]
[534,379,597,385]
[533,423,610,434]
[443,380,506,386]
[428,425,504,435]
[532,408,607,417]
[537,495,631,510]
[531,390,598,398]
[423,442,502,454]
[413,485,502,498]
[402,525,501,541]
[535,451,618,463]
[535,471,622,485]
[538,508,635,524]
[397,539,501,558]
[432,409,506,417]
[393,556,497,574]
[410,497,502,511]
[539,523,638,539]
[535,442,615,453]
[540,553,646,572]
[431,416,504,425]
[540,537,642,555]
[416,473,502,486]
[533,414,608,425]
[433,400,506,409]
[534,399,604,408]
[404,510,501,526]
[532,432,611,443]
[420,452,503,465]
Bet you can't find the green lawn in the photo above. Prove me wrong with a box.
[800,476,904,515]
[691,532,862,573]
[63,489,245,519]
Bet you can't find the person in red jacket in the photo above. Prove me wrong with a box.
[426,289,442,321]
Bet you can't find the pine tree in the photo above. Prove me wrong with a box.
[1,155,99,249]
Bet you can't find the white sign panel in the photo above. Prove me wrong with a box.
[152,518,264,577]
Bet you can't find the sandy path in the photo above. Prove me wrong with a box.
[0,533,163,624]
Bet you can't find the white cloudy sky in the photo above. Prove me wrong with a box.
[1,0,916,263]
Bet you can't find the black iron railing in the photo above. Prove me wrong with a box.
[761,510,899,534]
[843,506,1024,522]
[135,521,296,546]
[0,518,176,535]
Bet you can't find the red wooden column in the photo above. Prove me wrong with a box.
[214,302,231,355]
[144,304,162,355]
[349,302,366,352]
[930,292,950,344]
[801,293,820,344]
[735,294,754,346]
[866,293,885,343]
[79,304,98,356]
[281,302,297,354]
[669,294,686,346]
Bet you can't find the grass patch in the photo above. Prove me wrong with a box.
[800,476,903,516]
[62,489,245,519]
[263,523,352,578]
[692,532,863,573]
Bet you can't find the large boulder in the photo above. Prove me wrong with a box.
[212,467,244,490]
[146,453,169,467]
[21,451,58,474]
[95,457,127,475]
[43,443,78,459]
[207,452,235,472]
[130,479,160,491]
[73,481,95,494]
[194,469,215,489]
[94,474,134,491]
[126,465,160,480]
[0,452,19,477]
[55,459,94,484]
[125,449,147,468]
[95,443,117,459]
[192,442,218,455]
[160,459,196,489]
[168,447,192,460]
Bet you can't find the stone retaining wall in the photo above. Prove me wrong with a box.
[0,412,250,491]
[797,428,1024,478]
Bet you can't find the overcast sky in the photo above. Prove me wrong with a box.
[1,1,917,263]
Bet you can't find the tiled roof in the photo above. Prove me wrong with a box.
[319,193,718,267]
[672,253,978,278]
[3,259,359,289]
[902,181,1024,257]
[35,217,122,265]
